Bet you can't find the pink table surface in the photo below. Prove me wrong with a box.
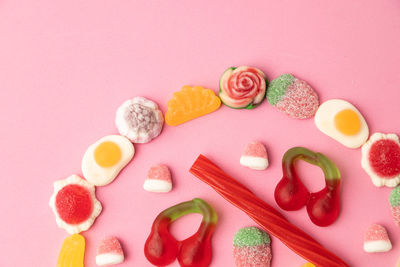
[1,0,400,266]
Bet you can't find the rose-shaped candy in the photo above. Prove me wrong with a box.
[219,66,267,109]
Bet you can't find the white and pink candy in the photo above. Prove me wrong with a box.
[96,236,124,266]
[219,66,267,109]
[115,96,164,143]
[240,142,269,170]
[143,164,172,193]
[363,224,392,253]
[267,74,319,119]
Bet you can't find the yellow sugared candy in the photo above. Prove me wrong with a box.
[165,85,221,126]
[57,234,85,267]
[301,263,316,267]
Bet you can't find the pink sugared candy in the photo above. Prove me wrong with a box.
[363,224,392,253]
[240,142,269,170]
[143,164,173,192]
[267,74,319,119]
[96,236,124,266]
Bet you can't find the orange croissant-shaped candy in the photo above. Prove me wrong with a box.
[165,86,221,126]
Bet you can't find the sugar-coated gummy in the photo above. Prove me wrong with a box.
[267,74,319,119]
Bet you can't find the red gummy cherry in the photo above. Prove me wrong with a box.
[274,147,341,227]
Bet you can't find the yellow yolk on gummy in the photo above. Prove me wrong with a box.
[94,141,122,167]
[334,109,361,135]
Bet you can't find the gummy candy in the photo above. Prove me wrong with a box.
[96,236,124,266]
[233,227,272,267]
[267,74,318,119]
[274,147,341,226]
[363,224,392,253]
[190,154,348,266]
[219,66,267,109]
[82,135,134,186]
[144,198,217,267]
[116,97,164,143]
[165,85,221,126]
[240,141,269,170]
[49,175,102,234]
[57,234,85,267]
[143,164,173,193]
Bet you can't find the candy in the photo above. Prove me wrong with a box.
[57,234,85,267]
[363,224,392,253]
[240,141,269,170]
[219,66,267,109]
[267,74,319,119]
[49,175,102,234]
[361,133,400,187]
[233,227,272,267]
[143,164,172,193]
[389,186,400,226]
[274,147,341,226]
[165,85,221,126]
[96,236,124,266]
[144,198,218,267]
[315,99,369,149]
[115,97,164,143]
[190,155,348,266]
[82,135,134,186]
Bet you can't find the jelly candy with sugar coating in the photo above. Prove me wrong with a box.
[267,74,319,119]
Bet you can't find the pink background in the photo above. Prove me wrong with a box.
[1,0,400,266]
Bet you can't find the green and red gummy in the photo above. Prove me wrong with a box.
[144,198,217,267]
[275,147,341,226]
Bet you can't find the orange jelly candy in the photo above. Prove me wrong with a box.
[57,234,85,267]
[165,85,221,126]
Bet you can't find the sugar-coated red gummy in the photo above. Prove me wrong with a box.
[233,244,271,267]
[55,184,93,224]
[97,237,123,255]
[369,139,400,177]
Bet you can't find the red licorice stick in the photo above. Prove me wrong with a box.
[189,154,349,267]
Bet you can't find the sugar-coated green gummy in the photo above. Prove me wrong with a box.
[267,73,294,106]
[233,226,270,247]
[389,186,400,207]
